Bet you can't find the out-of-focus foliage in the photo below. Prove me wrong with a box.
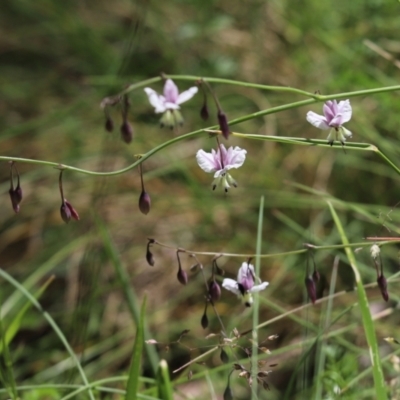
[1,0,400,398]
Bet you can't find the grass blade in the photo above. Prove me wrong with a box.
[126,296,147,400]
[327,201,387,399]
[156,359,173,400]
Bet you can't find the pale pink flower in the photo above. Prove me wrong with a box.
[222,262,269,307]
[144,79,198,128]
[196,144,246,191]
[306,99,352,145]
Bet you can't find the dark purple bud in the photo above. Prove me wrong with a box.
[138,190,151,215]
[120,121,133,144]
[146,240,155,266]
[377,274,389,302]
[177,267,188,285]
[217,111,230,139]
[200,102,209,121]
[201,308,208,329]
[60,199,80,223]
[305,276,317,304]
[208,280,221,302]
[9,184,23,213]
[220,348,229,364]
[105,116,114,132]
[223,382,233,400]
[312,270,320,283]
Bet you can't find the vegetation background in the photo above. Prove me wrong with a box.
[1,0,400,398]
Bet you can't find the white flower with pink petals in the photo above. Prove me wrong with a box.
[307,99,352,145]
[196,144,246,192]
[222,262,269,307]
[144,79,198,128]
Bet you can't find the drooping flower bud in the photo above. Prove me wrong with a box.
[201,303,208,329]
[105,116,114,132]
[217,110,230,139]
[138,190,151,215]
[377,274,389,302]
[60,199,80,224]
[305,275,317,304]
[220,348,229,364]
[120,121,133,143]
[200,102,209,121]
[208,280,221,303]
[312,270,320,283]
[9,162,23,213]
[9,184,23,213]
[146,239,155,266]
[223,377,233,400]
[177,267,188,285]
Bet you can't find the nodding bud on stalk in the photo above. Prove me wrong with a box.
[208,280,221,302]
[200,101,209,121]
[176,251,188,285]
[377,274,389,302]
[201,303,208,329]
[217,111,230,139]
[59,170,79,224]
[305,275,317,304]
[60,199,80,223]
[120,121,133,144]
[312,270,320,283]
[9,162,23,213]
[223,374,234,400]
[139,190,151,215]
[105,116,114,132]
[9,185,23,213]
[220,348,229,364]
[146,239,155,266]
[177,267,188,285]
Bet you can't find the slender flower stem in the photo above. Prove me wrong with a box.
[150,238,400,259]
[93,73,400,101]
[59,169,65,201]
[139,162,145,192]
[2,93,400,180]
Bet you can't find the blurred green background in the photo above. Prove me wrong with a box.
[2,0,400,398]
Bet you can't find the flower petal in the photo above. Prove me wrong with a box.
[144,88,166,113]
[196,149,219,173]
[306,111,330,130]
[237,262,255,283]
[163,79,179,103]
[336,100,352,124]
[224,146,247,170]
[323,102,336,122]
[163,102,181,110]
[222,278,241,295]
[177,86,198,104]
[249,282,269,293]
